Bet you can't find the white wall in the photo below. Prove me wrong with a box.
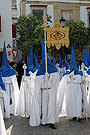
[80,6,87,27]
[47,5,54,28]
[0,0,12,61]
[17,0,21,17]
[26,4,31,16]
[25,0,90,4]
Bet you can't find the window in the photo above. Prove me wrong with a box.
[86,7,90,27]
[12,0,16,8]
[61,10,72,20]
[87,11,90,27]
[33,10,43,20]
[12,24,16,38]
[88,12,90,26]
[30,5,47,21]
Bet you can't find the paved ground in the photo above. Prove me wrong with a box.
[4,115,90,135]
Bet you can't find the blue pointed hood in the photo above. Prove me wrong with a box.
[63,45,83,76]
[1,41,16,77]
[34,53,39,69]
[40,37,50,60]
[0,71,6,91]
[88,53,90,66]
[36,38,58,76]
[84,51,89,67]
[26,43,36,76]
[40,37,45,60]
[86,68,90,75]
[70,45,77,71]
[64,53,69,70]
[2,41,8,66]
[27,43,33,67]
[74,68,83,76]
[58,53,64,68]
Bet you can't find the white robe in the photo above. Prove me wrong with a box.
[16,71,36,116]
[57,74,68,116]
[85,74,90,117]
[29,72,60,126]
[57,67,66,81]
[57,72,83,118]
[0,105,7,135]
[66,73,82,118]
[2,75,19,117]
[0,89,5,117]
[0,88,9,118]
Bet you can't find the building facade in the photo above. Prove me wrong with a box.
[20,0,90,27]
[0,0,13,66]
[11,0,22,62]
[19,0,90,60]
[11,0,90,61]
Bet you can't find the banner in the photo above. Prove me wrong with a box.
[46,23,69,50]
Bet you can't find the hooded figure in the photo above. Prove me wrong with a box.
[84,58,90,118]
[0,71,9,118]
[16,43,37,117]
[1,41,19,118]
[52,53,56,66]
[57,53,66,80]
[1,41,16,77]
[88,53,90,66]
[34,53,40,70]
[84,51,88,68]
[0,106,7,135]
[57,45,83,120]
[64,53,69,70]
[29,38,60,129]
[83,51,89,73]
[16,59,24,89]
[26,43,36,76]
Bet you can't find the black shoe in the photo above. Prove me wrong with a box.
[50,124,56,129]
[72,117,77,121]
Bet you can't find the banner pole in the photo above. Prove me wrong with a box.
[43,12,49,110]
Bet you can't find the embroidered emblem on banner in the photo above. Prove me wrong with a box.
[46,23,69,50]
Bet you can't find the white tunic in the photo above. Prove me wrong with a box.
[0,90,5,117]
[66,73,82,117]
[57,74,68,116]
[2,75,19,117]
[29,72,60,126]
[85,74,90,117]
[57,67,66,81]
[57,72,83,118]
[0,105,7,135]
[0,88,9,118]
[16,71,36,116]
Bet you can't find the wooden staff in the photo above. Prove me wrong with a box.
[83,73,88,121]
[23,63,27,116]
[43,13,49,108]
